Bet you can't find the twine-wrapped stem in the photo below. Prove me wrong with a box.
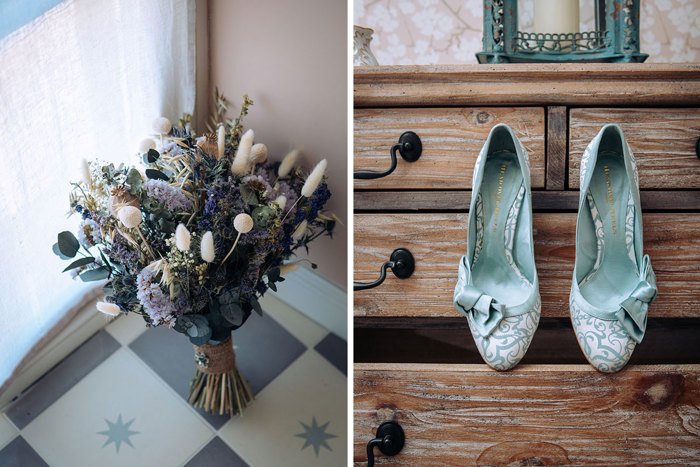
[188,336,253,416]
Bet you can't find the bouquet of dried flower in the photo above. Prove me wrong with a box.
[53,90,336,416]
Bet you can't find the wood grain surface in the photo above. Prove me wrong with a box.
[354,64,700,107]
[569,108,700,189]
[354,213,700,318]
[354,363,700,465]
[546,106,567,190]
[353,108,545,189]
[354,190,700,211]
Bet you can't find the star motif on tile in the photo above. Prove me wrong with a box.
[294,416,337,456]
[97,413,139,453]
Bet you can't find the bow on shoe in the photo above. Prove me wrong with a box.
[615,255,657,344]
[454,286,505,337]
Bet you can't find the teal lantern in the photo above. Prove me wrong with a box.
[476,0,647,63]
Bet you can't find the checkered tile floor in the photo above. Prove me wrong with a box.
[0,294,347,466]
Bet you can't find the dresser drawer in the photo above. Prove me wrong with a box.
[354,363,700,465]
[354,108,545,190]
[354,213,700,319]
[569,108,700,189]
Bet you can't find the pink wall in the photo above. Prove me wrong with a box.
[208,0,348,290]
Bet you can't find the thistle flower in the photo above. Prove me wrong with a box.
[152,117,172,135]
[302,159,327,197]
[175,223,191,251]
[196,133,219,158]
[277,149,299,178]
[274,195,287,211]
[96,301,120,317]
[279,262,299,275]
[201,231,215,262]
[119,206,142,229]
[249,143,267,165]
[234,213,254,233]
[232,129,254,176]
[292,220,308,241]
[138,138,156,153]
[217,125,226,159]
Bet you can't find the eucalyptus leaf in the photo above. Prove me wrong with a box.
[52,242,71,260]
[189,333,212,346]
[249,296,263,317]
[240,185,258,205]
[173,315,192,334]
[98,248,112,273]
[57,231,80,258]
[62,256,95,272]
[145,169,169,181]
[79,266,110,282]
[102,281,114,295]
[126,168,143,194]
[220,302,244,326]
[267,267,281,282]
[158,218,176,234]
[186,315,211,338]
[146,148,160,163]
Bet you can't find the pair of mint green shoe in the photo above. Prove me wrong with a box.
[453,124,657,373]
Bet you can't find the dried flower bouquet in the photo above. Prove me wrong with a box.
[53,91,336,416]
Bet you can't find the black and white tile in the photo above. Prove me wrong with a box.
[0,294,346,466]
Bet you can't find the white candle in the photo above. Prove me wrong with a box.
[534,0,580,35]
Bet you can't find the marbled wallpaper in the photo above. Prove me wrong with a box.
[355,0,699,64]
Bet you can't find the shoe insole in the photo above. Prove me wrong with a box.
[471,151,530,307]
[579,152,638,309]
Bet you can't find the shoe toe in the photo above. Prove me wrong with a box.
[469,307,540,371]
[570,304,636,373]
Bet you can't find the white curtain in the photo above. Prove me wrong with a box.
[0,0,196,387]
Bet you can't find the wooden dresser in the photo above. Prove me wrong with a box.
[353,64,700,465]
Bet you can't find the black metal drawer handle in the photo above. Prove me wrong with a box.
[354,131,422,179]
[696,136,700,160]
[354,248,415,291]
[366,421,405,467]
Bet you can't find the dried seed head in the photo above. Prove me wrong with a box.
[232,129,254,176]
[175,223,191,251]
[118,206,143,229]
[277,149,299,178]
[217,125,226,159]
[301,158,327,197]
[201,231,215,263]
[138,138,156,153]
[233,213,254,233]
[249,143,268,165]
[292,220,308,241]
[108,186,140,216]
[152,117,172,135]
[96,301,120,316]
[197,132,219,158]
